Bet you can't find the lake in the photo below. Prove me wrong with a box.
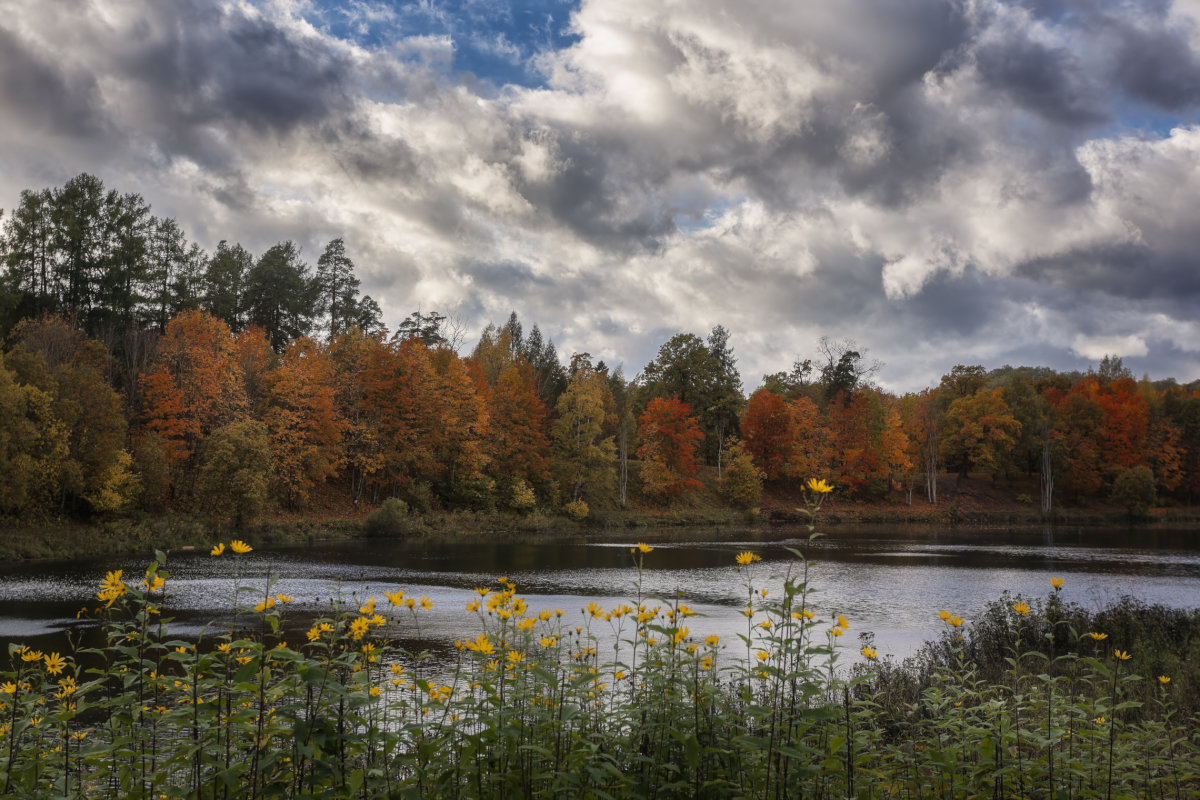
[2,524,1198,667]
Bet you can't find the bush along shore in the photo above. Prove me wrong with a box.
[1,497,1198,798]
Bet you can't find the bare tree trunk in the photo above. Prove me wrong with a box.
[1040,437,1053,515]
[925,439,938,505]
[618,425,628,508]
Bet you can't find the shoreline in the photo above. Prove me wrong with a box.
[2,501,1197,564]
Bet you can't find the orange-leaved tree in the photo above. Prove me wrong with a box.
[262,336,345,506]
[139,311,247,489]
[741,389,794,481]
[636,397,704,499]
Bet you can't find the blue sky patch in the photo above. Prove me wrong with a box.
[300,0,581,88]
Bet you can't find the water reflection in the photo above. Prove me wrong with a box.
[1,525,1198,667]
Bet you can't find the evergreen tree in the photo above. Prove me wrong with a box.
[314,237,360,339]
[244,241,315,352]
[203,240,253,331]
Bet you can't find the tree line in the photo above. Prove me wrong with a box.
[2,175,1198,524]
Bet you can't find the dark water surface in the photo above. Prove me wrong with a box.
[2,525,1198,666]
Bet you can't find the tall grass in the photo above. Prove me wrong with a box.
[1,519,1197,798]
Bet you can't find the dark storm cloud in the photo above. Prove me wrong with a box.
[116,3,360,152]
[1113,21,1200,110]
[514,128,677,251]
[1020,243,1200,309]
[0,26,106,137]
[972,35,1108,125]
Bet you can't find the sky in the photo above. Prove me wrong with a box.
[3,0,1200,393]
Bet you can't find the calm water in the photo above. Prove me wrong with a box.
[2,525,1198,667]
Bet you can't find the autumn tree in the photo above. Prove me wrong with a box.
[741,389,794,480]
[939,388,1022,480]
[487,361,551,492]
[640,329,743,466]
[900,389,940,504]
[139,311,247,493]
[718,439,763,509]
[552,355,616,503]
[0,354,67,516]
[330,328,389,503]
[197,419,272,527]
[262,337,345,506]
[427,349,491,506]
[5,316,128,511]
[637,397,704,499]
[787,395,832,483]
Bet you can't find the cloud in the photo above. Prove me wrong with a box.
[1071,334,1150,361]
[1,0,1200,391]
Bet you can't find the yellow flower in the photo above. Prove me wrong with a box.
[97,570,128,607]
[1094,716,1106,725]
[20,648,43,663]
[802,608,815,620]
[704,634,720,646]
[349,617,370,640]
[1050,576,1064,589]
[385,590,405,606]
[937,610,951,621]
[43,652,66,675]
[507,650,526,665]
[1114,649,1132,661]
[1159,675,1171,685]
[755,650,769,661]
[253,597,276,613]
[230,539,252,554]
[1012,601,1031,616]
[1088,632,1108,641]
[0,682,16,695]
[420,596,433,610]
[210,543,225,556]
[830,627,843,637]
[735,551,761,566]
[946,616,965,628]
[369,686,381,697]
[837,614,850,630]
[806,477,834,494]
[861,646,878,660]
[142,574,165,592]
[359,597,376,615]
[275,594,293,603]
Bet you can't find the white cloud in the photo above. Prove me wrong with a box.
[1071,334,1150,361]
[3,0,1200,390]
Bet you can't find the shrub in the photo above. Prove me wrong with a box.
[563,498,588,520]
[1112,464,1156,516]
[364,497,413,538]
[508,479,536,513]
[718,440,763,510]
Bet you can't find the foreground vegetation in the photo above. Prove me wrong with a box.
[1,501,1197,798]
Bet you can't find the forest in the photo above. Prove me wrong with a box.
[2,173,1199,527]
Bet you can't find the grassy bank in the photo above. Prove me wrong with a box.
[0,539,1196,799]
[3,465,1198,564]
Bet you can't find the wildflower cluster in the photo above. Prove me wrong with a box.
[0,485,1195,799]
